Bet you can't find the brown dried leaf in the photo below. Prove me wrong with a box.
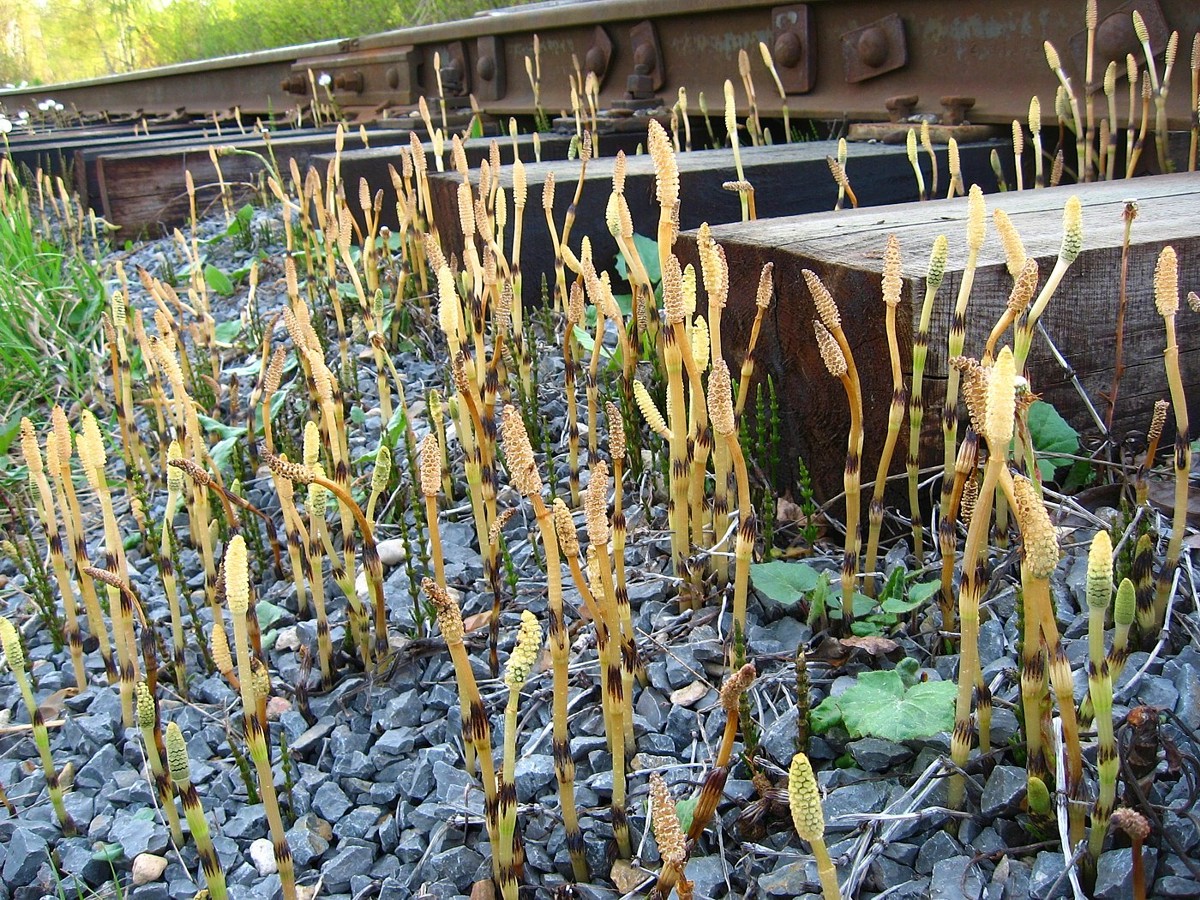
[808,634,901,668]
[37,688,73,721]
[839,635,900,656]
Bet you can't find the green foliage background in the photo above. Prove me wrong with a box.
[0,0,522,86]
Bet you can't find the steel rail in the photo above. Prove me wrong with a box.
[1,0,1196,129]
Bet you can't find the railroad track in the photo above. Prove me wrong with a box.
[2,1,1198,133]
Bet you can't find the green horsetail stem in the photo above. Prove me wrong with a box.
[224,536,296,900]
[21,419,86,690]
[1087,659,1117,879]
[497,611,542,900]
[1132,532,1157,639]
[136,682,183,845]
[1014,197,1083,377]
[1021,646,1053,813]
[365,442,391,531]
[795,645,812,754]
[789,752,841,900]
[1150,247,1191,633]
[0,616,76,835]
[907,236,948,562]
[1082,529,1114,725]
[1107,577,1137,683]
[165,721,228,900]
[863,236,906,597]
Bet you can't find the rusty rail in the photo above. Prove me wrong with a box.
[1,0,1196,128]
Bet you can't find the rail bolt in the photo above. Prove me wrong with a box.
[857,26,889,68]
[281,74,308,95]
[774,31,803,68]
[885,94,919,122]
[334,71,365,94]
[940,95,975,126]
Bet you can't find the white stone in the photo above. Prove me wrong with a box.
[250,838,278,876]
[274,625,302,652]
[131,854,168,885]
[377,538,408,567]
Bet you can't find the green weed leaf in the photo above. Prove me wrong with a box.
[750,560,822,606]
[880,579,940,614]
[615,232,661,286]
[811,669,956,742]
[675,796,697,834]
[203,263,234,296]
[214,319,242,344]
[1027,400,1080,480]
[91,842,123,863]
[256,600,288,631]
[197,414,246,441]
[208,436,240,476]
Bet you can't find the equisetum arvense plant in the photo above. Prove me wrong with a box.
[806,269,862,630]
[789,751,840,900]
[0,615,76,835]
[166,720,228,900]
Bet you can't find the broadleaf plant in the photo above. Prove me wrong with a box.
[811,661,955,742]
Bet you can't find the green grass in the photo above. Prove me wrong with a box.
[0,172,106,426]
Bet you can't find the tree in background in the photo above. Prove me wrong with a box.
[1,0,519,85]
